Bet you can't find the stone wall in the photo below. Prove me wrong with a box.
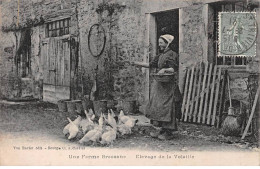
[0,0,148,105]
[78,0,147,104]
[179,3,209,92]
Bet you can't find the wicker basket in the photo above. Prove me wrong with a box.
[151,73,175,82]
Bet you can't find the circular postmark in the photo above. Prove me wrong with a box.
[218,12,257,56]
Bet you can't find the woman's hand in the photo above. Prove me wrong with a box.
[130,61,149,68]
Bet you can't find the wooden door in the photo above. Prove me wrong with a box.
[42,37,71,103]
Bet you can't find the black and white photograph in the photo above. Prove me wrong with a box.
[0,0,259,166]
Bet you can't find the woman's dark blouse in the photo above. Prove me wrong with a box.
[149,49,178,71]
[149,48,182,102]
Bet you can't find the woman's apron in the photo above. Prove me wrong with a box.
[145,51,182,130]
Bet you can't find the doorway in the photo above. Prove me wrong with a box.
[155,10,179,54]
[41,37,71,103]
[147,9,179,100]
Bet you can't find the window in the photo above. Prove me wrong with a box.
[16,29,31,77]
[46,18,70,37]
[211,1,258,66]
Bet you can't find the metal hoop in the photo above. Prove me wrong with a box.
[88,24,106,57]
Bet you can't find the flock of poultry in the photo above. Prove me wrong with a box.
[63,109,138,146]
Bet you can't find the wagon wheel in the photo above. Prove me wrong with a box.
[88,24,106,57]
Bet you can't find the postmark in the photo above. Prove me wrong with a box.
[218,12,257,57]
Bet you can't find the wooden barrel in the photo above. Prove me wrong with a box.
[122,100,136,115]
[57,99,69,112]
[82,98,93,111]
[75,100,84,115]
[66,100,76,113]
[107,100,117,109]
[93,100,107,116]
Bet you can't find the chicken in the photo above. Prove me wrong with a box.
[110,109,116,118]
[100,126,117,145]
[79,110,95,134]
[124,118,138,128]
[67,117,79,140]
[79,119,95,134]
[107,112,117,128]
[117,123,132,135]
[79,113,104,144]
[118,110,131,124]
[100,113,117,145]
[117,110,138,136]
[88,109,96,121]
[63,115,82,135]
[73,115,82,126]
[118,110,138,127]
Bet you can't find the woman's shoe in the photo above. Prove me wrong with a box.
[150,129,163,138]
[158,131,173,140]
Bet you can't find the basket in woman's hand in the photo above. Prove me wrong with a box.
[150,72,176,82]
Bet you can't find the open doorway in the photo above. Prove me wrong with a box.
[145,9,180,102]
[155,9,179,54]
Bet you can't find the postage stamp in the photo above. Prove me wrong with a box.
[218,12,257,57]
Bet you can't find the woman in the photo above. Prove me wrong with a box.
[131,34,182,140]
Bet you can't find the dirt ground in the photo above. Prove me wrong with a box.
[0,101,258,152]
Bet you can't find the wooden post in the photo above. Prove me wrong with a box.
[241,86,260,140]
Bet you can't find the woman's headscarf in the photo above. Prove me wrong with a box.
[159,34,174,50]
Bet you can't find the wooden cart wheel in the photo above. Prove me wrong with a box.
[88,24,106,57]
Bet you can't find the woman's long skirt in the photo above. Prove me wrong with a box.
[145,80,182,130]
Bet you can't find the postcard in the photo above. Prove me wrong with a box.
[0,0,259,166]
